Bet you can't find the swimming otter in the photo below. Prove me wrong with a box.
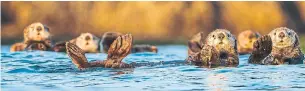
[53,33,100,53]
[237,30,260,55]
[187,29,239,67]
[249,27,304,65]
[66,34,134,69]
[10,22,52,52]
[100,32,158,53]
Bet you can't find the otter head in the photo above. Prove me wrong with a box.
[100,32,122,53]
[269,27,299,48]
[206,29,237,53]
[24,22,50,42]
[238,30,260,49]
[75,33,100,53]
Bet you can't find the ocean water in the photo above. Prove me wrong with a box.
[1,45,305,91]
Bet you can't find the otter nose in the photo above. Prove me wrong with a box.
[279,32,285,39]
[85,35,91,40]
[218,33,225,40]
[37,26,42,32]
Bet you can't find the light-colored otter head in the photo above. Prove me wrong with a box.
[75,33,100,53]
[238,30,260,49]
[206,29,237,52]
[268,27,299,48]
[24,22,50,42]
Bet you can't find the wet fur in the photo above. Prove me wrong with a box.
[249,27,304,65]
[66,34,134,69]
[100,32,158,53]
[10,22,52,52]
[187,29,239,67]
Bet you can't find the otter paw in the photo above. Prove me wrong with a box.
[66,42,89,68]
[249,35,272,64]
[252,35,272,55]
[200,45,214,65]
[107,34,133,60]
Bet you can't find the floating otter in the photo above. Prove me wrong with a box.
[249,27,304,65]
[187,29,239,67]
[10,22,52,52]
[66,34,134,69]
[53,33,100,53]
[237,30,260,55]
[100,32,158,53]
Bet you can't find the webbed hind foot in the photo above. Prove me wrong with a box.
[66,42,90,69]
[107,34,133,61]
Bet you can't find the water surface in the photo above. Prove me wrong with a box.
[1,45,305,91]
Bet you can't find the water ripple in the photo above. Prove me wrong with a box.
[1,45,305,91]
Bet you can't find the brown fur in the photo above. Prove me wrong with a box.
[10,22,52,52]
[249,27,304,65]
[66,34,134,69]
[187,29,239,67]
[100,32,158,53]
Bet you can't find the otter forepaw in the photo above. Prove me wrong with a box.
[252,35,272,55]
[200,45,214,65]
[249,35,272,64]
[107,34,133,60]
[66,42,89,69]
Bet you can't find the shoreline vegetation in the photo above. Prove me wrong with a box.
[1,2,305,52]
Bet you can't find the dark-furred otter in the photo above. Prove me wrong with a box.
[237,30,260,55]
[187,29,239,67]
[100,32,158,53]
[10,22,53,52]
[249,27,304,65]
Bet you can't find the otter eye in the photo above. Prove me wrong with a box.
[274,33,276,35]
[227,34,231,37]
[212,35,215,38]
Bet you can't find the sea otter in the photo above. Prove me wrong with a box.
[249,27,304,65]
[100,32,158,53]
[10,22,52,52]
[66,34,134,69]
[237,30,260,55]
[187,29,239,67]
[53,33,100,53]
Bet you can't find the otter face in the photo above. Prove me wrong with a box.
[268,27,298,48]
[75,33,100,53]
[206,29,237,51]
[238,30,260,49]
[25,22,50,41]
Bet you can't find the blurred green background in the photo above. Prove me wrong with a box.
[1,1,304,52]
